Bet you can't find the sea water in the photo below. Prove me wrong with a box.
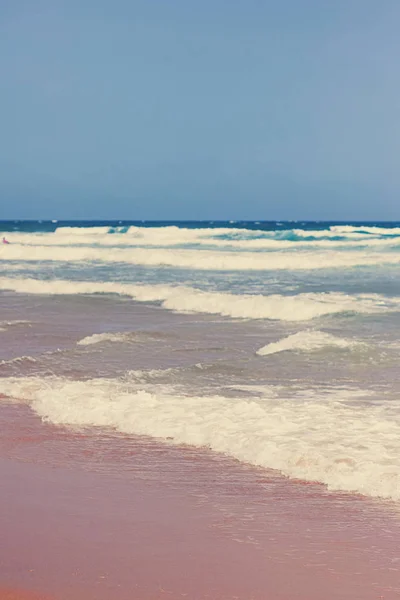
[1,220,400,502]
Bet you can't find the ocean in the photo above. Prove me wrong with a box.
[1,220,400,599]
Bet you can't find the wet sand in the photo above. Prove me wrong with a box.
[0,591,53,600]
[1,402,400,600]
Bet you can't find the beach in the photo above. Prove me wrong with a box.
[2,402,400,600]
[1,220,400,599]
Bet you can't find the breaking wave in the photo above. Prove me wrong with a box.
[2,243,400,270]
[257,330,364,356]
[77,332,133,346]
[1,277,399,322]
[1,375,399,501]
[0,320,31,332]
[5,227,400,250]
[0,355,37,366]
[4,222,400,246]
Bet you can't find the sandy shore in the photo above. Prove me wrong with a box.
[0,590,52,600]
[1,402,400,600]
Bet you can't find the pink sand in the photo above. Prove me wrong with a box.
[0,590,53,600]
[1,403,399,600]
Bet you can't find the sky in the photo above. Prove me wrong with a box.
[1,0,400,220]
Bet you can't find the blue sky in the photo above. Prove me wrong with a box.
[1,0,399,220]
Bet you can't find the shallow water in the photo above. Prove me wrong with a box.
[1,221,400,597]
[1,221,400,502]
[1,403,400,600]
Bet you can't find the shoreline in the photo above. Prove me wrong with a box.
[0,591,52,600]
[1,402,400,599]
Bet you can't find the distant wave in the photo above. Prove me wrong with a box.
[5,223,400,251]
[0,355,37,366]
[6,232,400,251]
[1,277,399,322]
[0,320,31,332]
[2,220,400,234]
[257,330,364,356]
[331,225,400,236]
[2,374,399,501]
[2,243,400,270]
[8,222,400,237]
[77,332,133,346]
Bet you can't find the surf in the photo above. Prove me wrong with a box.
[1,277,399,321]
[2,374,399,501]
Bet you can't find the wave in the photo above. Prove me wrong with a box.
[331,225,400,236]
[53,226,112,236]
[0,320,31,332]
[4,222,400,246]
[6,234,400,252]
[1,375,399,500]
[0,355,37,366]
[257,330,364,356]
[5,224,400,251]
[1,277,399,321]
[77,332,133,346]
[2,243,400,270]
[31,223,400,239]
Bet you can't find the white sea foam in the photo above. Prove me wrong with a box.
[0,355,37,366]
[5,222,400,260]
[53,226,112,236]
[0,320,31,327]
[257,330,364,356]
[0,320,31,332]
[292,228,369,239]
[1,277,399,322]
[4,226,246,249]
[5,223,400,248]
[42,223,400,239]
[2,241,400,270]
[13,234,400,250]
[331,225,400,236]
[7,228,400,250]
[1,375,399,501]
[77,332,132,346]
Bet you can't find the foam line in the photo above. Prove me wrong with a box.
[1,277,399,321]
[2,375,399,500]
